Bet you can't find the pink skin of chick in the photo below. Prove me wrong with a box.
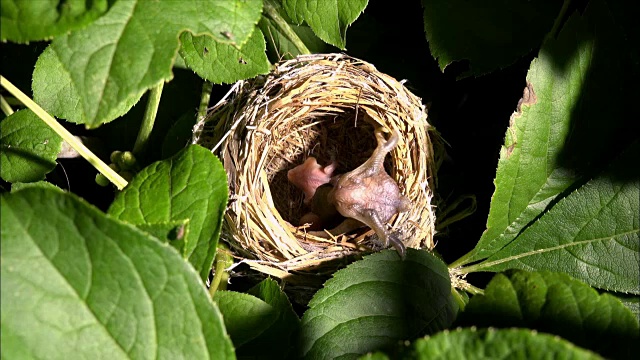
[287,157,336,205]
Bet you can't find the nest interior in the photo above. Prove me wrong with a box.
[194,54,440,279]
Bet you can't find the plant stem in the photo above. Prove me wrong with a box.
[209,246,233,298]
[263,0,311,55]
[449,249,476,269]
[0,75,128,190]
[133,82,164,155]
[451,288,467,311]
[463,283,485,296]
[197,81,213,122]
[0,95,14,116]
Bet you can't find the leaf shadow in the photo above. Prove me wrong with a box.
[2,146,56,177]
[542,0,639,184]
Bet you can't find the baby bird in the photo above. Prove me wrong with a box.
[288,127,410,258]
[327,128,410,258]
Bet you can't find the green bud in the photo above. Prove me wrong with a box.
[110,150,123,164]
[95,173,110,187]
[119,151,137,170]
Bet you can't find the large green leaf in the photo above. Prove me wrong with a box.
[108,145,228,281]
[0,0,110,43]
[214,279,299,359]
[0,109,62,183]
[467,143,639,294]
[457,0,639,266]
[408,328,602,359]
[0,188,234,359]
[10,180,62,193]
[458,271,639,359]
[243,279,300,359]
[422,0,561,76]
[31,0,263,127]
[137,220,190,246]
[300,249,457,360]
[215,291,279,347]
[282,0,367,49]
[179,27,270,84]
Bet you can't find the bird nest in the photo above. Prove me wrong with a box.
[193,53,441,280]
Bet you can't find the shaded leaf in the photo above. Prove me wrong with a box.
[210,279,300,359]
[215,291,278,347]
[300,249,457,359]
[409,328,602,359]
[108,145,228,281]
[0,0,111,43]
[180,27,270,84]
[282,0,367,49]
[0,109,62,183]
[422,0,561,76]
[459,0,639,266]
[458,271,639,359]
[469,142,639,294]
[161,111,197,159]
[243,278,300,359]
[1,188,234,359]
[31,0,262,126]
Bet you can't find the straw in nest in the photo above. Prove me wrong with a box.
[193,53,441,280]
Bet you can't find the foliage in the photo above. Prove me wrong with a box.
[1,0,637,359]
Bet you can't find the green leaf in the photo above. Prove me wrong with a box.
[1,188,235,359]
[409,328,602,359]
[11,181,62,193]
[0,0,111,43]
[259,17,330,61]
[213,279,300,359]
[358,353,390,360]
[612,293,640,324]
[215,291,279,347]
[161,112,197,158]
[421,0,561,76]
[31,0,263,127]
[137,220,190,246]
[458,0,639,266]
[108,145,229,282]
[0,109,63,183]
[468,142,640,294]
[258,1,331,61]
[32,45,146,128]
[180,27,271,84]
[300,249,457,359]
[282,0,367,49]
[458,271,639,359]
[243,279,300,359]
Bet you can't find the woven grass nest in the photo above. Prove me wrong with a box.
[193,53,441,280]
